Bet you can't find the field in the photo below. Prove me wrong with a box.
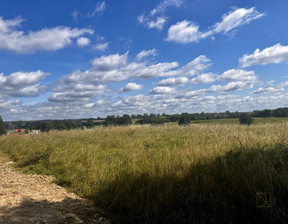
[1,119,288,223]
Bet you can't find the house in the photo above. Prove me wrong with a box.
[15,129,25,133]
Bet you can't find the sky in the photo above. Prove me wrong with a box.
[0,0,288,121]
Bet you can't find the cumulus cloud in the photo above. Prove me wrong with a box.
[209,81,254,93]
[49,84,107,103]
[239,44,288,68]
[147,17,167,30]
[166,20,203,44]
[91,52,128,73]
[179,55,212,76]
[166,7,264,44]
[190,73,217,84]
[0,70,48,98]
[251,87,276,94]
[94,42,109,51]
[133,62,179,79]
[136,49,157,61]
[158,77,188,86]
[176,89,206,99]
[150,86,176,95]
[77,37,90,46]
[0,16,94,53]
[138,0,185,30]
[120,83,143,92]
[52,52,211,105]
[217,69,257,82]
[87,1,106,17]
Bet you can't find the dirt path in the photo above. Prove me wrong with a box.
[0,158,109,224]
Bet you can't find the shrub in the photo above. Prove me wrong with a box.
[239,113,253,125]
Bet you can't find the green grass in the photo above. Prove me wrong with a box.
[189,117,288,125]
[1,121,288,223]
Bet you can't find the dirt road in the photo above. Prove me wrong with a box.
[0,158,109,224]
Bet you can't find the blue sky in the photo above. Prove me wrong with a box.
[0,0,288,121]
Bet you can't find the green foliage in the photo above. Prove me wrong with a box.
[0,115,6,136]
[117,114,132,126]
[104,114,132,126]
[178,113,190,126]
[135,117,168,125]
[86,118,94,128]
[239,113,253,125]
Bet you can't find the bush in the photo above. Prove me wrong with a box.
[178,113,190,126]
[0,115,6,136]
[239,113,253,125]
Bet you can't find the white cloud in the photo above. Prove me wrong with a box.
[77,37,90,47]
[190,73,217,84]
[91,52,128,71]
[212,7,265,34]
[0,16,94,53]
[87,1,106,17]
[138,0,184,30]
[158,77,188,86]
[94,42,109,51]
[166,20,202,44]
[49,84,107,103]
[176,89,206,99]
[218,69,257,82]
[150,86,176,95]
[239,44,288,68]
[147,17,167,30]
[179,55,212,76]
[136,49,157,61]
[278,81,288,89]
[151,0,185,15]
[133,62,179,79]
[251,87,276,94]
[120,83,143,92]
[0,70,48,97]
[209,81,254,93]
[166,7,264,44]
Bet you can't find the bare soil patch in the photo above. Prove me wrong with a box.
[0,158,109,224]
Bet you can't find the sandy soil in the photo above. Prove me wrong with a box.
[0,158,109,224]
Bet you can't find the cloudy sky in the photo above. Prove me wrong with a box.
[0,0,288,121]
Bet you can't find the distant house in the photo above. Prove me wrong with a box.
[15,129,25,133]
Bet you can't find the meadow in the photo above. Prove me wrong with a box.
[0,119,288,223]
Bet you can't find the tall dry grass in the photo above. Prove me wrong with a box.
[1,122,288,223]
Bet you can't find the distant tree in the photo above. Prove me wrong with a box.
[117,114,132,126]
[0,115,6,136]
[38,122,54,132]
[239,113,253,125]
[104,115,117,126]
[86,118,94,128]
[55,122,68,130]
[178,113,190,126]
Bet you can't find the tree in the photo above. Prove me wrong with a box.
[86,118,94,128]
[104,115,117,126]
[38,122,54,132]
[239,113,253,125]
[178,113,190,126]
[117,114,132,126]
[0,115,6,136]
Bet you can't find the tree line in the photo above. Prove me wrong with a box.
[1,107,288,134]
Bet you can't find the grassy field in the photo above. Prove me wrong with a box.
[0,119,288,223]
